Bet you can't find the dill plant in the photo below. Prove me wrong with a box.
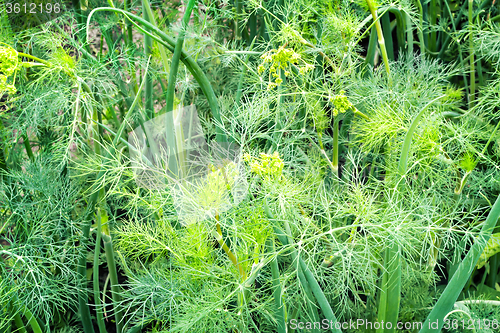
[1,0,500,332]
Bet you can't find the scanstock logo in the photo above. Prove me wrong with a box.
[128,105,248,225]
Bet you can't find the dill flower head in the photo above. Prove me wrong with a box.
[244,151,284,180]
[258,45,314,88]
[0,44,18,94]
[329,90,353,116]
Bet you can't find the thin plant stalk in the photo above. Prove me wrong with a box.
[143,0,172,83]
[267,238,286,333]
[92,101,102,156]
[263,202,321,331]
[365,0,391,78]
[487,253,499,288]
[93,205,107,333]
[234,0,242,39]
[164,0,196,177]
[213,214,246,279]
[235,38,257,108]
[298,258,341,333]
[22,134,34,161]
[141,0,174,171]
[71,0,86,45]
[415,0,425,56]
[78,228,96,333]
[142,0,154,120]
[443,0,470,102]
[249,12,257,40]
[389,8,405,52]
[398,95,446,176]
[101,209,123,333]
[0,129,7,175]
[406,11,413,57]
[468,0,475,109]
[78,208,97,333]
[363,26,378,71]
[438,0,468,59]
[124,0,133,47]
[381,13,394,61]
[428,0,438,53]
[105,0,128,51]
[332,117,340,177]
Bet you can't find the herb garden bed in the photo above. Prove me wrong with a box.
[1,0,500,332]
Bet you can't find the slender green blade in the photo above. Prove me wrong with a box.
[420,194,500,333]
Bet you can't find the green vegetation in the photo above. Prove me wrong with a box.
[1,0,500,332]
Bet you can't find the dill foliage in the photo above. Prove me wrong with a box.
[1,0,500,333]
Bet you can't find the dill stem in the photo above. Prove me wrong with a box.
[398,95,446,176]
[352,107,370,121]
[166,0,196,113]
[17,52,51,66]
[307,136,336,174]
[124,0,133,47]
[487,253,499,288]
[406,11,413,57]
[235,38,256,108]
[415,0,425,56]
[102,224,123,333]
[22,135,34,161]
[93,206,107,333]
[389,8,406,54]
[101,273,111,319]
[0,120,8,173]
[443,0,470,102]
[468,0,475,109]
[366,0,391,78]
[92,106,101,156]
[143,0,172,90]
[438,0,468,59]
[267,238,286,333]
[78,218,96,333]
[332,117,340,178]
[364,26,377,70]
[235,0,242,39]
[142,0,154,120]
[214,215,246,279]
[381,12,394,61]
[429,0,438,53]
